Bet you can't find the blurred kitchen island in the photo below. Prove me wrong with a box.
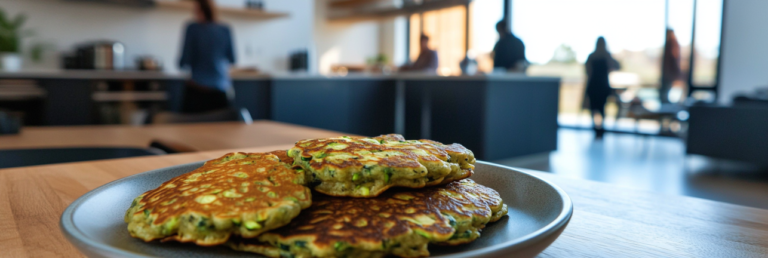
[0,70,559,160]
[270,73,560,160]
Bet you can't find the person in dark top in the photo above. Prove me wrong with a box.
[492,20,527,71]
[178,0,236,113]
[585,37,620,138]
[399,34,438,73]
[660,29,682,104]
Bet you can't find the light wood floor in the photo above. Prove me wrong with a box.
[496,128,768,209]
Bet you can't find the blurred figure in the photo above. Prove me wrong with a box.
[492,20,527,72]
[400,34,438,73]
[585,37,620,138]
[179,0,236,113]
[660,29,682,104]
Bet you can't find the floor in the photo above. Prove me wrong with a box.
[495,128,768,209]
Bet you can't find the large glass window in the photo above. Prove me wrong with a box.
[469,0,505,73]
[408,0,503,75]
[510,0,722,133]
[409,6,466,75]
[691,0,723,87]
[403,0,722,128]
[512,0,666,129]
[665,0,695,102]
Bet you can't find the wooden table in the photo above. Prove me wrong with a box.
[2,147,767,257]
[0,121,346,151]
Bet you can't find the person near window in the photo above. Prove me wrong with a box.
[399,34,438,73]
[660,29,682,104]
[492,20,527,72]
[585,37,620,138]
[178,0,236,113]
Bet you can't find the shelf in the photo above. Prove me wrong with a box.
[329,0,381,8]
[327,0,470,22]
[155,1,288,20]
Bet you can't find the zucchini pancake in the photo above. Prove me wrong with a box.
[228,179,508,258]
[125,151,312,246]
[288,134,476,197]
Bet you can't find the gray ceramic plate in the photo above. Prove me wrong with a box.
[61,161,572,258]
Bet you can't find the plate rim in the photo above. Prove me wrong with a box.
[60,160,573,258]
[437,162,573,257]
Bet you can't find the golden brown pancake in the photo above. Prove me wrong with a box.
[124,151,312,246]
[287,134,476,197]
[228,179,508,258]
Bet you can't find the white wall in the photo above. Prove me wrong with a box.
[0,0,313,73]
[718,0,768,104]
[379,17,408,67]
[314,0,381,74]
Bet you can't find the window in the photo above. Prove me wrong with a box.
[691,0,723,87]
[469,0,505,73]
[509,0,722,133]
[409,6,466,75]
[406,0,505,75]
[512,0,667,129]
[666,0,695,102]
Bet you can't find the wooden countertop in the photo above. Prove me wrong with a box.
[1,147,767,256]
[0,121,347,151]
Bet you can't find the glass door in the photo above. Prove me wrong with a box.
[511,0,722,134]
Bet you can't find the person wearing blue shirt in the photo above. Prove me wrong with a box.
[178,0,235,113]
[492,20,527,72]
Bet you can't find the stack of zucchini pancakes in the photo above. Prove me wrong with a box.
[125,134,508,258]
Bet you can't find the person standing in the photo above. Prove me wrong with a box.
[399,34,439,73]
[660,29,682,104]
[492,20,527,72]
[585,37,620,138]
[179,0,236,113]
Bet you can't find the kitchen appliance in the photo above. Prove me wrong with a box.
[63,41,126,70]
[289,49,308,72]
[245,0,264,10]
[135,56,163,71]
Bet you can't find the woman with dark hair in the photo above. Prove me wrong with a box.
[179,0,235,113]
[585,37,620,138]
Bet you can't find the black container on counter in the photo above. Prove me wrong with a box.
[245,0,264,10]
[289,50,308,72]
[0,110,22,135]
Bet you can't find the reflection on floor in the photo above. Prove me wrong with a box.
[558,113,666,134]
[495,128,768,209]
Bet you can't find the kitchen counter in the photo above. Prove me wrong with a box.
[269,75,561,160]
[269,72,560,81]
[1,70,560,160]
[0,69,187,80]
[0,69,271,80]
[0,69,557,82]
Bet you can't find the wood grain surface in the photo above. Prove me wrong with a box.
[0,121,348,151]
[1,146,767,257]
